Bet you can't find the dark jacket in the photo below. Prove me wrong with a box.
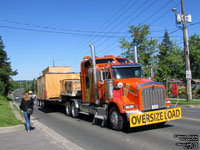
[20,98,34,112]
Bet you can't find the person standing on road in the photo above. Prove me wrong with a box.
[20,91,34,133]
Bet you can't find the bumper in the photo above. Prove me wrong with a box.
[129,107,182,128]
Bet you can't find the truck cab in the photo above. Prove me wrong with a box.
[64,44,181,131]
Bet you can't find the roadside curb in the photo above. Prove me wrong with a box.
[182,105,200,108]
[12,97,84,150]
[32,118,85,150]
[174,104,200,108]
[0,124,25,134]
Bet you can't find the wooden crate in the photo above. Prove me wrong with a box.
[60,79,81,96]
[42,66,71,76]
[37,72,80,100]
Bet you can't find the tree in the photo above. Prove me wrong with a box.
[0,36,17,95]
[155,31,184,81]
[189,34,200,79]
[120,24,157,77]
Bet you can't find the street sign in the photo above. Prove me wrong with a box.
[186,70,192,79]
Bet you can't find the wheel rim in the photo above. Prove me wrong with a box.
[72,105,75,116]
[66,103,70,115]
[110,111,119,127]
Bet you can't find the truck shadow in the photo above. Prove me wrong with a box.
[37,104,66,114]
[123,124,174,134]
[37,104,94,122]
[36,105,174,132]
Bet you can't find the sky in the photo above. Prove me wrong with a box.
[0,0,199,80]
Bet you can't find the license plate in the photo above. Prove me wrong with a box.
[130,107,182,128]
[152,104,158,109]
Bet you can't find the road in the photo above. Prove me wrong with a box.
[13,90,200,150]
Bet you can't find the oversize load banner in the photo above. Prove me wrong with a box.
[130,107,182,127]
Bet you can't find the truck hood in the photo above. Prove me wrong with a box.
[115,78,152,90]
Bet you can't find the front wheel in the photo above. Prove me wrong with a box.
[109,106,125,131]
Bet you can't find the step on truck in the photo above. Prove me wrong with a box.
[37,44,182,131]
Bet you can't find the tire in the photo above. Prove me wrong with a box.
[71,102,79,118]
[43,101,50,108]
[39,100,42,107]
[41,101,44,107]
[37,100,40,106]
[65,102,72,116]
[109,106,125,131]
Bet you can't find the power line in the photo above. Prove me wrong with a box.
[67,0,179,65]
[54,0,139,63]
[149,1,181,25]
[0,19,130,34]
[97,0,181,53]
[140,0,173,24]
[54,0,136,61]
[0,25,129,38]
[189,21,200,26]
[1,18,180,33]
[62,0,150,65]
[94,0,159,55]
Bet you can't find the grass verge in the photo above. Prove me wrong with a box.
[13,103,24,119]
[0,95,22,127]
[171,100,200,105]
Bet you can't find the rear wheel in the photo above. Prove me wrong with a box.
[65,102,72,116]
[43,101,50,108]
[39,100,43,107]
[109,106,125,131]
[41,101,44,107]
[37,100,40,106]
[71,102,79,118]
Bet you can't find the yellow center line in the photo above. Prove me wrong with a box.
[182,117,200,122]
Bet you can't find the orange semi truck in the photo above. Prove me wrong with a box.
[37,44,181,130]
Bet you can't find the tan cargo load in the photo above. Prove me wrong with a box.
[37,67,80,100]
[60,79,81,97]
[42,66,71,76]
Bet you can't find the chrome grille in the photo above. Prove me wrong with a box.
[142,86,166,111]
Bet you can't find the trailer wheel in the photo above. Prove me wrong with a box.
[71,102,79,118]
[65,102,72,116]
[43,101,50,108]
[37,100,40,106]
[39,100,43,107]
[109,106,125,131]
[41,101,45,107]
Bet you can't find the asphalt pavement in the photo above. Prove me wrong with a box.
[31,101,200,150]
[1,89,199,150]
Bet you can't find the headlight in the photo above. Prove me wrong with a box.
[117,82,123,88]
[167,100,171,104]
[125,105,134,109]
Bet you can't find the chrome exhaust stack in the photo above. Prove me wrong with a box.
[134,44,138,63]
[89,43,100,106]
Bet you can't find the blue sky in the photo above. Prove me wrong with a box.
[0,0,199,80]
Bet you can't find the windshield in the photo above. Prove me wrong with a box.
[112,67,142,79]
[116,58,129,63]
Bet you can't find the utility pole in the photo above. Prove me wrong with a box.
[181,0,192,100]
[172,0,192,100]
